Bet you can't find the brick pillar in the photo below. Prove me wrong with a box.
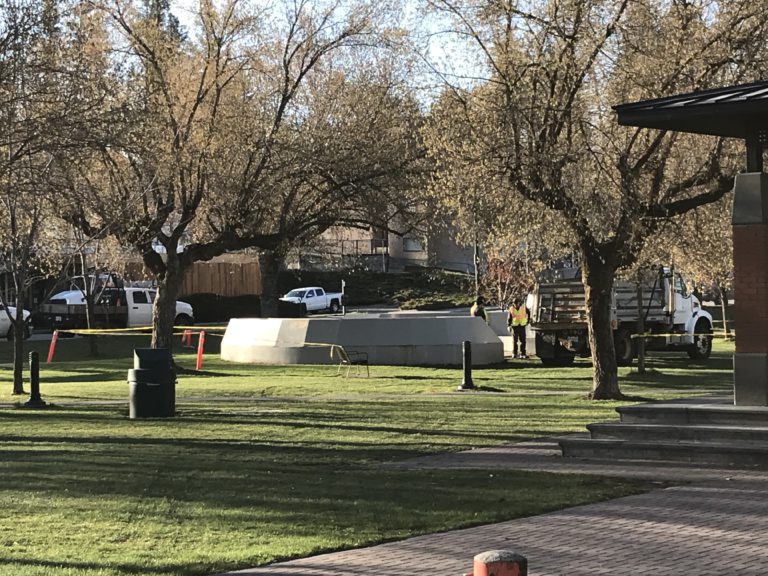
[732,173,768,405]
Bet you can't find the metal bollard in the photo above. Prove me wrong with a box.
[457,340,475,390]
[464,550,527,576]
[25,351,46,408]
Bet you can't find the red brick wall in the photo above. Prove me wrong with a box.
[733,224,768,353]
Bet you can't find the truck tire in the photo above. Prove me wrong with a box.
[687,320,712,360]
[174,314,193,326]
[614,328,635,367]
[329,300,341,314]
[536,334,576,366]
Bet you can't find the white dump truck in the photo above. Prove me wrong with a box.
[530,267,713,366]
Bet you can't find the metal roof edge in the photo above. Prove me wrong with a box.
[612,80,768,113]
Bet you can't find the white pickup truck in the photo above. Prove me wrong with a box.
[38,287,194,330]
[280,287,343,313]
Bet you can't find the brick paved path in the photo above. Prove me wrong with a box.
[219,480,768,575]
[217,438,768,576]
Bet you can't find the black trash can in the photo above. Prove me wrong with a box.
[128,348,176,418]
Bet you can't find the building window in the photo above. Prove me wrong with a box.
[403,237,423,252]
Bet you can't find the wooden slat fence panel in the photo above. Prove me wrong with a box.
[123,261,261,297]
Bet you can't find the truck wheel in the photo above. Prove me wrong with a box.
[174,314,193,326]
[536,333,575,367]
[329,300,341,313]
[687,320,712,360]
[614,328,635,366]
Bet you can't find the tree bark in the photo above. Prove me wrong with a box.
[582,254,623,399]
[718,286,730,337]
[81,254,98,357]
[84,293,99,358]
[149,252,186,351]
[258,250,281,318]
[11,289,26,395]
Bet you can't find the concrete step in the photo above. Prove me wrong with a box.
[588,422,768,445]
[559,437,768,468]
[617,403,768,426]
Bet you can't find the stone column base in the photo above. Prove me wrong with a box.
[734,353,768,406]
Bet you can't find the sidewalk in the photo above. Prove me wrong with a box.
[216,438,768,575]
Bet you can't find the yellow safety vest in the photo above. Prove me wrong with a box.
[509,305,528,327]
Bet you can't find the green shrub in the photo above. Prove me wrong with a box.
[277,268,472,308]
[181,293,261,323]
[181,269,471,320]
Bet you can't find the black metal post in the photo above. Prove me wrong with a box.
[636,281,646,374]
[25,351,46,408]
[458,340,475,390]
[746,135,764,173]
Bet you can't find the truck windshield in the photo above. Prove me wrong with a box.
[285,290,306,298]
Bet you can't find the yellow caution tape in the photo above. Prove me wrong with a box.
[52,328,336,347]
[630,332,733,339]
[57,325,228,335]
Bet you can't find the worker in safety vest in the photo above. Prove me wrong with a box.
[507,297,529,358]
[470,296,488,323]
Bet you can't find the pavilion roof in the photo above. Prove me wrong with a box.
[613,80,768,140]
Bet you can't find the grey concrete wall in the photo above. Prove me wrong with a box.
[221,316,504,366]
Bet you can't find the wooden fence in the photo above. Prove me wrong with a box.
[124,261,261,297]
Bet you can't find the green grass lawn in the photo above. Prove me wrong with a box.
[0,336,734,576]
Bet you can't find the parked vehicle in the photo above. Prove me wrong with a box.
[530,267,713,366]
[280,287,343,313]
[0,305,31,340]
[38,286,194,330]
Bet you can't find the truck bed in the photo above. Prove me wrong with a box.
[532,278,587,329]
[37,302,129,330]
[532,276,670,329]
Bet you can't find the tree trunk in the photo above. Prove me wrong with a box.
[11,291,25,395]
[258,250,281,318]
[718,286,730,337]
[582,255,623,399]
[150,253,185,350]
[82,254,98,356]
[84,293,99,357]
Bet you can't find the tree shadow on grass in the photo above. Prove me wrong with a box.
[176,367,235,378]
[376,375,451,381]
[459,385,506,393]
[0,557,200,575]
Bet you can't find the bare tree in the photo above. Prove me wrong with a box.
[423,0,767,398]
[0,0,70,393]
[63,0,425,347]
